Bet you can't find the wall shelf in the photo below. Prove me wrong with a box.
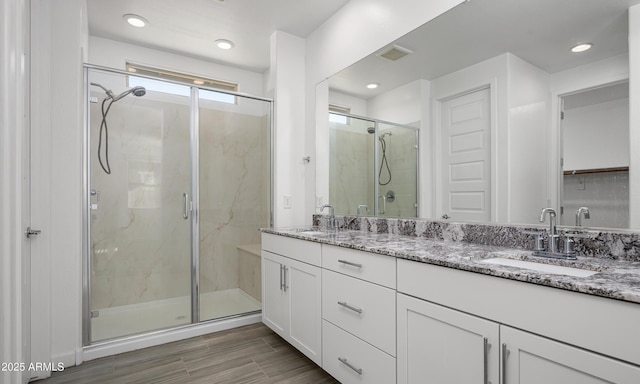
[563,166,629,176]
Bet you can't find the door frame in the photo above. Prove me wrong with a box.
[551,75,630,220]
[432,80,498,222]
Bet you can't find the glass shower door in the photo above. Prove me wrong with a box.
[88,69,193,342]
[198,89,271,322]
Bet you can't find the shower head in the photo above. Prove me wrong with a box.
[367,127,375,134]
[112,86,146,102]
[380,131,392,139]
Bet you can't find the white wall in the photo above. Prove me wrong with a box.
[29,0,88,374]
[563,98,629,170]
[267,31,307,227]
[1,0,29,383]
[89,37,265,96]
[368,79,423,125]
[307,0,463,221]
[506,54,550,224]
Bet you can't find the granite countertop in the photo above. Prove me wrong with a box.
[262,227,640,305]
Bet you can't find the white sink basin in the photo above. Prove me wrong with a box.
[481,257,599,277]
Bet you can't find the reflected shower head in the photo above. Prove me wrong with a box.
[367,127,375,134]
[112,86,146,101]
[90,82,146,102]
[380,131,392,138]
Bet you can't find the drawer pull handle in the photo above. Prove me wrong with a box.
[337,301,363,314]
[338,357,363,375]
[338,259,363,268]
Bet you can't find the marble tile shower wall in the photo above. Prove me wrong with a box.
[90,96,269,310]
[198,109,270,295]
[312,215,640,262]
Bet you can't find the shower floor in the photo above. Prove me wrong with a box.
[91,288,261,343]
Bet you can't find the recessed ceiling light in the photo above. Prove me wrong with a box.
[571,43,593,53]
[193,79,205,85]
[215,39,235,50]
[366,83,380,89]
[123,14,149,28]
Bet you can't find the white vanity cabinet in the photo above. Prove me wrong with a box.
[321,245,397,384]
[261,234,322,365]
[397,259,640,384]
[397,293,499,384]
[501,326,640,384]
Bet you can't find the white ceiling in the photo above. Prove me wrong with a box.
[87,0,350,72]
[330,0,640,99]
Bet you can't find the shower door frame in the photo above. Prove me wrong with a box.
[82,64,274,347]
[328,111,420,216]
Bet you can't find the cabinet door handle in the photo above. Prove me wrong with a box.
[483,337,491,384]
[280,264,284,291]
[338,357,363,375]
[283,266,288,292]
[337,301,363,314]
[501,343,509,384]
[338,259,363,268]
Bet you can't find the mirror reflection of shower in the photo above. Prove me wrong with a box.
[368,126,393,185]
[327,111,418,217]
[90,82,146,174]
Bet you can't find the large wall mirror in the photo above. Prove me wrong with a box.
[316,0,640,231]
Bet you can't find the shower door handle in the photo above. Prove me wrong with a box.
[183,193,190,219]
[378,195,386,214]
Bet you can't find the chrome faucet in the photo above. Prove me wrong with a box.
[539,208,559,253]
[321,204,338,231]
[575,207,591,227]
[357,204,369,215]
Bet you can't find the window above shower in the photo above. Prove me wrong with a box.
[126,62,238,104]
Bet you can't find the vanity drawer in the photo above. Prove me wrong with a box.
[262,233,321,266]
[322,244,396,288]
[322,269,396,356]
[322,320,395,384]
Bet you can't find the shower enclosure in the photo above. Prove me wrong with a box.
[83,66,272,344]
[328,112,419,217]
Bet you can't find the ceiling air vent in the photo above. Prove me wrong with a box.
[377,44,413,61]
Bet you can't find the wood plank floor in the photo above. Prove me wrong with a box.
[33,323,339,384]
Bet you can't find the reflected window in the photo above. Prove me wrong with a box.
[329,104,351,125]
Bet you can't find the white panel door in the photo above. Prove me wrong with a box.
[501,325,640,384]
[397,293,499,384]
[440,87,491,222]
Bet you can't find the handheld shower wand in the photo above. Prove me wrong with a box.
[90,82,146,174]
[368,127,392,185]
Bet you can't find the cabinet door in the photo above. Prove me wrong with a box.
[501,326,640,384]
[397,293,499,384]
[261,251,289,338]
[287,257,322,365]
